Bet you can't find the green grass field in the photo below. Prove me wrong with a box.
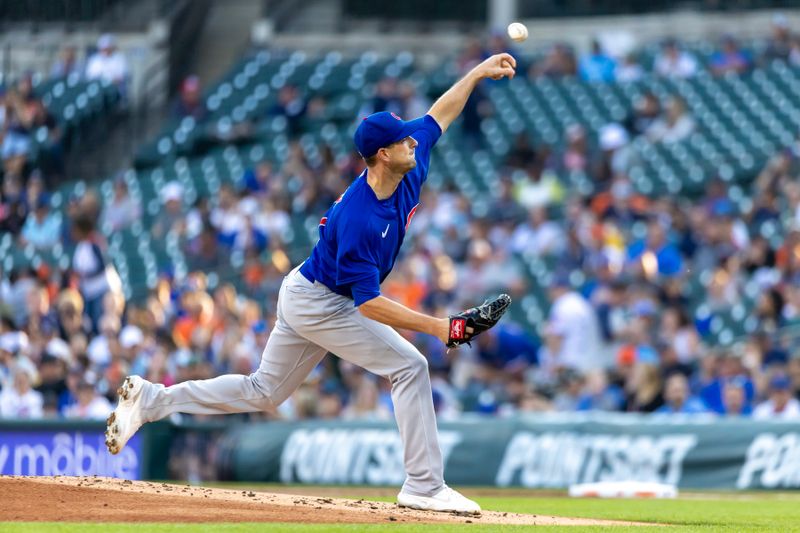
[5,488,800,532]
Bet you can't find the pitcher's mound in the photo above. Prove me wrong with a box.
[0,476,654,526]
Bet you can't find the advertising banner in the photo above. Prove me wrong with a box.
[215,415,800,489]
[0,424,142,479]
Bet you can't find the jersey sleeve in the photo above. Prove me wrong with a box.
[335,223,381,306]
[406,114,443,187]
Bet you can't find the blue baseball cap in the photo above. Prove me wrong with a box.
[353,111,425,159]
[770,373,792,391]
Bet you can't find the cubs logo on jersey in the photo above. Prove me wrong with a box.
[319,192,347,227]
[405,203,419,230]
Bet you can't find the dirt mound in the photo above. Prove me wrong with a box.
[0,476,654,526]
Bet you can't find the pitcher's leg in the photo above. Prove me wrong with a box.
[288,306,444,496]
[140,318,327,422]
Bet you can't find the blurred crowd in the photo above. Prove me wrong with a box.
[522,12,800,83]
[3,23,800,427]
[0,33,128,235]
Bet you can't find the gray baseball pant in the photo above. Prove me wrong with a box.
[138,266,445,496]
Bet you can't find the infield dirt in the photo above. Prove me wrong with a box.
[0,475,656,526]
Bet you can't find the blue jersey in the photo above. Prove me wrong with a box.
[300,114,442,305]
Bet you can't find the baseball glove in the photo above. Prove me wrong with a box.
[447,294,512,348]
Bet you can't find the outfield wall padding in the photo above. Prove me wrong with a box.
[3,414,800,489]
[215,414,800,490]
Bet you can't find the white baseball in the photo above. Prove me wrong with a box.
[507,22,528,43]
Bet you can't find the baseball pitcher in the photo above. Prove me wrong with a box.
[105,53,515,514]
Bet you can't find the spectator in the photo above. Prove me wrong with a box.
[71,215,119,334]
[21,173,44,216]
[268,85,307,138]
[560,124,596,174]
[487,31,514,58]
[579,39,616,83]
[50,46,83,79]
[488,177,526,224]
[749,190,781,226]
[454,46,492,148]
[86,314,121,367]
[656,373,707,414]
[742,234,777,285]
[551,369,584,411]
[152,181,186,239]
[509,206,565,257]
[85,34,129,95]
[762,13,792,64]
[627,217,684,278]
[512,155,564,209]
[317,383,344,419]
[540,276,604,375]
[0,327,39,385]
[101,177,141,232]
[646,96,696,144]
[657,342,694,379]
[616,53,644,82]
[243,161,279,196]
[20,194,61,250]
[628,92,661,137]
[625,362,664,412]
[0,366,43,418]
[341,374,392,420]
[701,356,755,414]
[186,223,229,271]
[210,183,245,248]
[753,373,800,419]
[55,288,87,339]
[592,123,632,191]
[658,306,700,364]
[593,277,629,345]
[30,100,64,183]
[474,322,538,375]
[36,354,68,417]
[654,39,698,78]
[358,77,403,118]
[721,377,753,416]
[0,174,27,235]
[172,75,207,122]
[399,81,430,119]
[576,369,625,411]
[505,133,537,169]
[232,211,269,254]
[755,287,785,334]
[788,34,800,67]
[711,36,752,76]
[2,74,37,179]
[63,378,113,419]
[457,39,487,73]
[118,323,144,364]
[533,43,577,79]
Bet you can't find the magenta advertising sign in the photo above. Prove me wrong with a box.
[0,429,141,479]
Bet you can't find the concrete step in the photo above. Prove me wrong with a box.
[190,0,263,88]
